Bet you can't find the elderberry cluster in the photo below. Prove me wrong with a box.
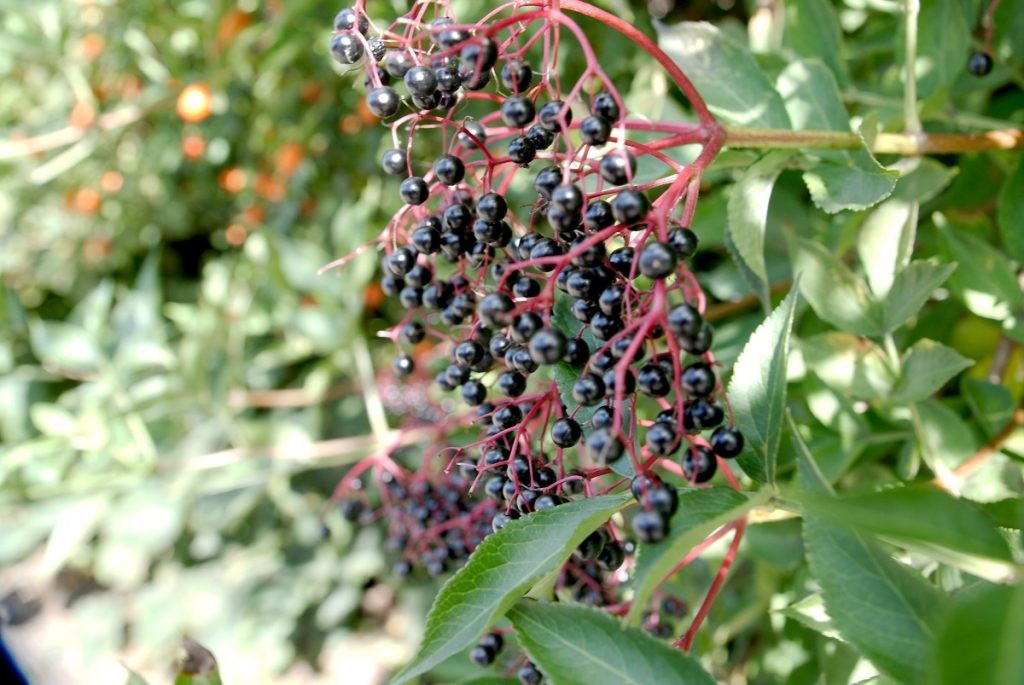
[327,1,746,656]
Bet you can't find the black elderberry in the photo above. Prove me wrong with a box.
[687,398,725,431]
[381,148,406,175]
[480,631,504,655]
[681,445,718,484]
[518,662,542,685]
[412,226,441,254]
[339,499,363,521]
[460,37,498,81]
[445,363,471,387]
[597,540,625,571]
[516,487,540,513]
[632,509,668,543]
[511,312,544,344]
[551,184,584,214]
[586,428,624,463]
[639,241,677,279]
[534,466,557,488]
[612,189,650,225]
[476,192,508,222]
[584,200,615,230]
[329,33,364,65]
[563,338,589,366]
[334,7,369,34]
[571,298,599,323]
[400,321,425,344]
[393,354,415,376]
[509,346,539,374]
[968,51,993,76]
[469,645,495,667]
[637,364,671,397]
[710,426,744,458]
[680,322,714,355]
[443,202,473,232]
[488,332,512,359]
[500,96,536,128]
[525,123,555,150]
[528,329,567,364]
[366,86,401,118]
[603,367,636,395]
[534,165,563,199]
[572,373,606,405]
[668,227,699,260]
[484,476,506,500]
[383,50,414,78]
[667,304,702,338]
[380,274,403,297]
[538,99,572,131]
[645,422,679,457]
[478,292,515,327]
[399,176,429,205]
[496,370,526,397]
[508,136,537,164]
[398,286,422,308]
[576,530,606,560]
[492,403,523,429]
[580,115,611,145]
[460,380,487,406]
[608,246,635,276]
[433,155,465,185]
[404,65,438,97]
[529,237,562,270]
[500,59,533,92]
[367,39,386,62]
[600,149,637,185]
[590,311,623,340]
[454,340,486,367]
[681,362,716,397]
[422,281,454,310]
[457,120,487,149]
[592,90,621,121]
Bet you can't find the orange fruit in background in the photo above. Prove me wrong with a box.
[255,172,285,202]
[100,171,123,193]
[79,33,105,61]
[225,223,247,246]
[217,9,253,49]
[219,167,247,193]
[177,83,213,123]
[69,102,96,129]
[182,134,206,160]
[276,142,304,177]
[72,188,102,214]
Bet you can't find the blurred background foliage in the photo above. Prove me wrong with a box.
[0,0,1022,683]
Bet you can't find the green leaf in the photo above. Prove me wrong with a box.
[881,260,957,332]
[791,236,882,336]
[962,378,1016,437]
[655,21,791,128]
[728,288,800,483]
[912,399,978,468]
[782,0,847,86]
[891,158,958,204]
[997,153,1024,263]
[858,200,916,297]
[28,320,106,376]
[775,60,896,213]
[911,0,970,99]
[930,582,1024,685]
[798,485,1014,566]
[978,498,1023,529]
[789,411,834,494]
[392,494,632,684]
[508,601,716,685]
[938,214,1024,324]
[802,149,898,214]
[803,516,946,683]
[801,332,896,400]
[892,339,973,402]
[726,151,792,311]
[627,487,764,623]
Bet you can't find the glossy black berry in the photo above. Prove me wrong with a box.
[500,96,536,128]
[710,426,744,458]
[968,51,993,76]
[600,149,637,185]
[597,540,625,571]
[399,176,429,205]
[492,403,523,429]
[460,37,498,81]
[525,123,555,150]
[638,241,677,279]
[404,65,438,97]
[612,189,650,225]
[668,227,699,260]
[334,7,369,34]
[511,311,543,344]
[496,370,526,397]
[581,199,613,231]
[592,90,621,121]
[366,86,401,118]
[681,362,716,397]
[580,115,612,145]
[534,165,562,199]
[572,372,606,405]
[633,509,668,543]
[454,340,486,367]
[586,428,624,463]
[687,398,724,431]
[680,322,714,355]
[552,184,584,215]
[518,661,543,685]
[538,99,572,131]
[576,529,606,560]
[476,192,508,222]
[563,338,589,366]
[508,136,537,164]
[478,293,515,327]
[645,422,679,456]
[500,59,533,92]
[393,354,415,376]
[469,645,495,667]
[400,321,425,344]
[528,329,567,364]
[383,50,414,78]
[339,499,363,521]
[479,631,504,655]
[381,148,406,176]
[551,418,582,448]
[457,120,487,149]
[667,304,702,338]
[608,246,635,276]
[682,445,717,483]
[461,380,487,406]
[637,364,671,397]
[590,312,623,340]
[433,155,465,185]
[329,33,363,65]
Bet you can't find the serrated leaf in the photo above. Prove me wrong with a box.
[508,601,716,685]
[909,0,970,99]
[627,487,764,623]
[655,21,791,128]
[790,412,834,494]
[802,150,898,214]
[858,200,916,297]
[962,378,1016,437]
[727,151,792,312]
[392,494,632,684]
[803,516,946,683]
[801,332,896,400]
[931,582,1024,685]
[776,60,850,134]
[938,215,1024,324]
[891,158,958,204]
[783,0,847,86]
[798,485,1013,566]
[791,236,882,336]
[728,288,799,483]
[997,153,1024,263]
[892,340,973,402]
[881,260,957,332]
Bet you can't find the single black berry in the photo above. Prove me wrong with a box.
[334,7,369,34]
[538,99,572,131]
[329,33,364,65]
[681,362,716,397]
[592,91,621,121]
[682,445,717,483]
[500,96,536,128]
[600,149,637,185]
[710,426,745,458]
[580,115,612,145]
[366,86,401,118]
[508,136,537,164]
[968,51,993,76]
[638,241,677,279]
[500,59,533,93]
[433,155,465,185]
[404,65,438,97]
[668,227,699,260]
[399,176,429,205]
[393,354,415,376]
[612,189,650,225]
[551,418,582,447]
[528,329,567,364]
[632,509,668,543]
[381,148,406,176]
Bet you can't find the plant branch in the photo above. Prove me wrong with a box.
[952,394,1024,481]
[723,126,1022,154]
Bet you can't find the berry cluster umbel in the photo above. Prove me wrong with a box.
[325,0,741,664]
